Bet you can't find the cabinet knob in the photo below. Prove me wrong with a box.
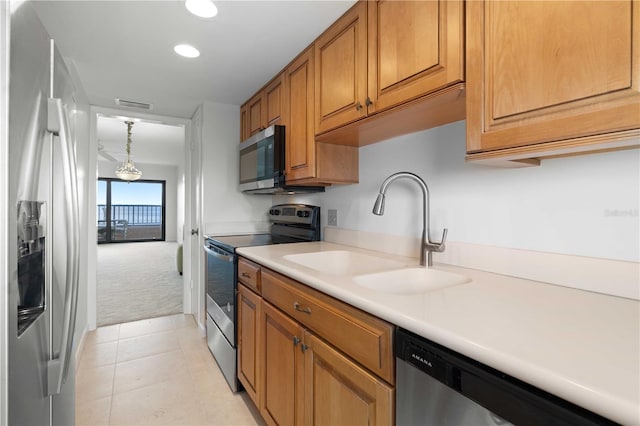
[365,97,373,107]
[355,102,363,111]
[293,336,301,346]
[241,272,251,278]
[301,343,309,353]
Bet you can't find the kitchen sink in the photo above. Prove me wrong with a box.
[353,268,471,295]
[282,250,407,276]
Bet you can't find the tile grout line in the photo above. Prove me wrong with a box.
[106,325,120,426]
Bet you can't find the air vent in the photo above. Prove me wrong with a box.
[115,98,153,110]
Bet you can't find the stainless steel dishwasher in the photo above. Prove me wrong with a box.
[395,328,617,426]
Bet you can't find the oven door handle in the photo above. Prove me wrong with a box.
[203,243,235,263]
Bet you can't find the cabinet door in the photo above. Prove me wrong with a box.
[240,103,249,142]
[367,0,464,114]
[285,46,316,182]
[248,93,265,136]
[261,301,305,426]
[237,284,261,406]
[315,1,368,134]
[467,1,640,154]
[265,74,284,127]
[303,331,393,426]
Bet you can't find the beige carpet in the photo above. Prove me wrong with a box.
[97,242,183,326]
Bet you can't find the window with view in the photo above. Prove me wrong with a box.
[97,179,166,243]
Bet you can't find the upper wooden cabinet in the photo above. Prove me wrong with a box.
[240,73,285,141]
[315,2,368,134]
[284,46,360,186]
[466,1,640,164]
[264,75,284,128]
[240,104,248,141]
[284,47,317,182]
[315,0,465,137]
[368,0,463,114]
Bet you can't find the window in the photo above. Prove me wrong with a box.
[97,178,166,243]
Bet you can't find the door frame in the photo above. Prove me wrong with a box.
[87,106,194,330]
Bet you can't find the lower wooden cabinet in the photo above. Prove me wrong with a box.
[303,331,394,426]
[237,284,261,406]
[236,259,395,426]
[261,301,305,426]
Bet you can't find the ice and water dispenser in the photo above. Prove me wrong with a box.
[17,201,46,336]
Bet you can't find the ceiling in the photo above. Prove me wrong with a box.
[97,116,185,166]
[31,0,355,167]
[31,0,356,119]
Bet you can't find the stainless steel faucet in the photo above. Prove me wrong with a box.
[372,172,447,267]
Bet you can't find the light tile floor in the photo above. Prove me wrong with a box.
[76,314,263,426]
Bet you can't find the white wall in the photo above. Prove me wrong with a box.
[278,121,640,263]
[98,160,180,241]
[200,101,272,233]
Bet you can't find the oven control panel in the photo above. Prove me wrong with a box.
[268,204,319,226]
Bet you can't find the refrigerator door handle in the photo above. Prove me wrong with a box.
[46,97,80,396]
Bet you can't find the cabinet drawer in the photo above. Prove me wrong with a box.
[238,258,261,293]
[261,268,394,384]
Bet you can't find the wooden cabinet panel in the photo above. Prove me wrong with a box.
[237,284,261,406]
[238,257,261,294]
[315,1,368,134]
[304,332,393,426]
[466,0,640,160]
[260,301,305,426]
[240,104,249,142]
[367,0,464,114]
[489,1,630,120]
[265,74,284,127]
[261,268,394,384]
[248,93,265,136]
[285,47,316,182]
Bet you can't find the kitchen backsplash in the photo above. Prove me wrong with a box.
[323,227,638,300]
[276,121,639,263]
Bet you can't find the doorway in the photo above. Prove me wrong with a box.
[97,178,166,243]
[87,108,195,330]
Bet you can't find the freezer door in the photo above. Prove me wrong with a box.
[8,3,53,425]
[8,3,80,426]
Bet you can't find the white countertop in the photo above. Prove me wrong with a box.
[237,241,640,425]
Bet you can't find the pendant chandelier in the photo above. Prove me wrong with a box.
[115,121,142,181]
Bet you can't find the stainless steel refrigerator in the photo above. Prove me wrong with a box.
[8,2,81,425]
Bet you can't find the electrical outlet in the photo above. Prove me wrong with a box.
[328,209,338,226]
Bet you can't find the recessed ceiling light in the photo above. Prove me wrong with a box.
[185,0,218,18]
[174,44,200,58]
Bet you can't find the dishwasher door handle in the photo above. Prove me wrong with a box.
[203,243,235,263]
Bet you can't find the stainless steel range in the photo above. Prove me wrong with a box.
[203,204,321,391]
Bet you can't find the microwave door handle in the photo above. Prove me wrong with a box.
[203,243,235,263]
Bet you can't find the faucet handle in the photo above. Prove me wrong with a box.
[440,228,448,245]
[428,228,447,252]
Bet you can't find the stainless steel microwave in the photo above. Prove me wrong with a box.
[238,125,324,194]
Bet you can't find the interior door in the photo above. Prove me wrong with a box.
[189,111,203,323]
